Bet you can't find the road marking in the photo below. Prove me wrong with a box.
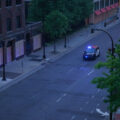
[91,95,95,98]
[80,107,82,111]
[71,115,76,120]
[88,69,94,75]
[56,97,62,103]
[86,101,89,104]
[56,93,67,103]
[63,93,67,97]
[96,108,109,116]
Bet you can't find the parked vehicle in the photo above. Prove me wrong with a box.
[83,45,100,60]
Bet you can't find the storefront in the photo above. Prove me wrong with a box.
[0,46,3,66]
[33,34,42,51]
[15,40,24,58]
[89,0,119,24]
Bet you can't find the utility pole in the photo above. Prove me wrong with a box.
[2,40,6,81]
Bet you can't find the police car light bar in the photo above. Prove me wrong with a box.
[88,46,92,49]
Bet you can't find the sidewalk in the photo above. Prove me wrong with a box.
[0,18,120,92]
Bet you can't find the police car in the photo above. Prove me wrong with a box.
[83,45,100,60]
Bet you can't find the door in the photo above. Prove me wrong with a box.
[26,33,32,55]
[7,41,14,64]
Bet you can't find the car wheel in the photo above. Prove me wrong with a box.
[94,54,96,60]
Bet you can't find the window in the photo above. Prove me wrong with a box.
[110,0,114,5]
[0,15,2,33]
[16,0,22,5]
[105,0,109,6]
[114,0,118,3]
[94,2,99,10]
[6,18,12,31]
[0,1,1,8]
[6,0,12,6]
[100,0,104,8]
[16,16,21,28]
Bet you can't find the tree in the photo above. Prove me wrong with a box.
[92,41,120,120]
[28,0,93,29]
[44,10,69,53]
[28,0,66,21]
[63,0,93,29]
[28,0,53,21]
[80,0,93,19]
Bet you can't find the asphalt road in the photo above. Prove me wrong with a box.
[0,23,120,120]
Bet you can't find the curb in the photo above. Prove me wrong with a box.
[0,61,46,92]
[0,20,120,92]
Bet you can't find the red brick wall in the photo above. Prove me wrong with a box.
[89,8,118,24]
[0,0,25,35]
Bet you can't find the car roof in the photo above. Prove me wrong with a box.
[86,45,98,49]
[92,45,98,48]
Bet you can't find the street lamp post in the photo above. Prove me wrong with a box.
[2,40,6,81]
[41,21,46,59]
[42,33,46,59]
[91,28,114,56]
[91,28,114,120]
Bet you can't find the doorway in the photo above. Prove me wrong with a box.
[26,33,32,55]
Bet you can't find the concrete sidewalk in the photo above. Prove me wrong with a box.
[0,19,120,92]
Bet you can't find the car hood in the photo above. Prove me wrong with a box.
[86,53,95,55]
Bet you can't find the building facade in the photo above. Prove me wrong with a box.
[0,0,42,66]
[88,0,119,24]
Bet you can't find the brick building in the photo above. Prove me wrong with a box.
[0,0,42,66]
[88,0,119,25]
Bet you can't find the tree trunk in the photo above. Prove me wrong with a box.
[64,35,67,48]
[42,34,46,59]
[110,112,112,120]
[54,39,56,53]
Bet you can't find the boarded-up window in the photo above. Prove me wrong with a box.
[15,40,24,58]
[0,48,3,65]
[33,34,41,51]
[7,46,12,63]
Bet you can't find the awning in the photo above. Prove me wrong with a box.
[106,6,111,11]
[115,3,119,8]
[111,4,115,9]
[95,10,101,15]
[101,8,106,13]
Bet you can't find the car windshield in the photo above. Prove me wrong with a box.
[86,48,95,53]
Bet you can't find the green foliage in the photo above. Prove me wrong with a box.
[92,41,120,112]
[44,10,68,40]
[28,0,93,38]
